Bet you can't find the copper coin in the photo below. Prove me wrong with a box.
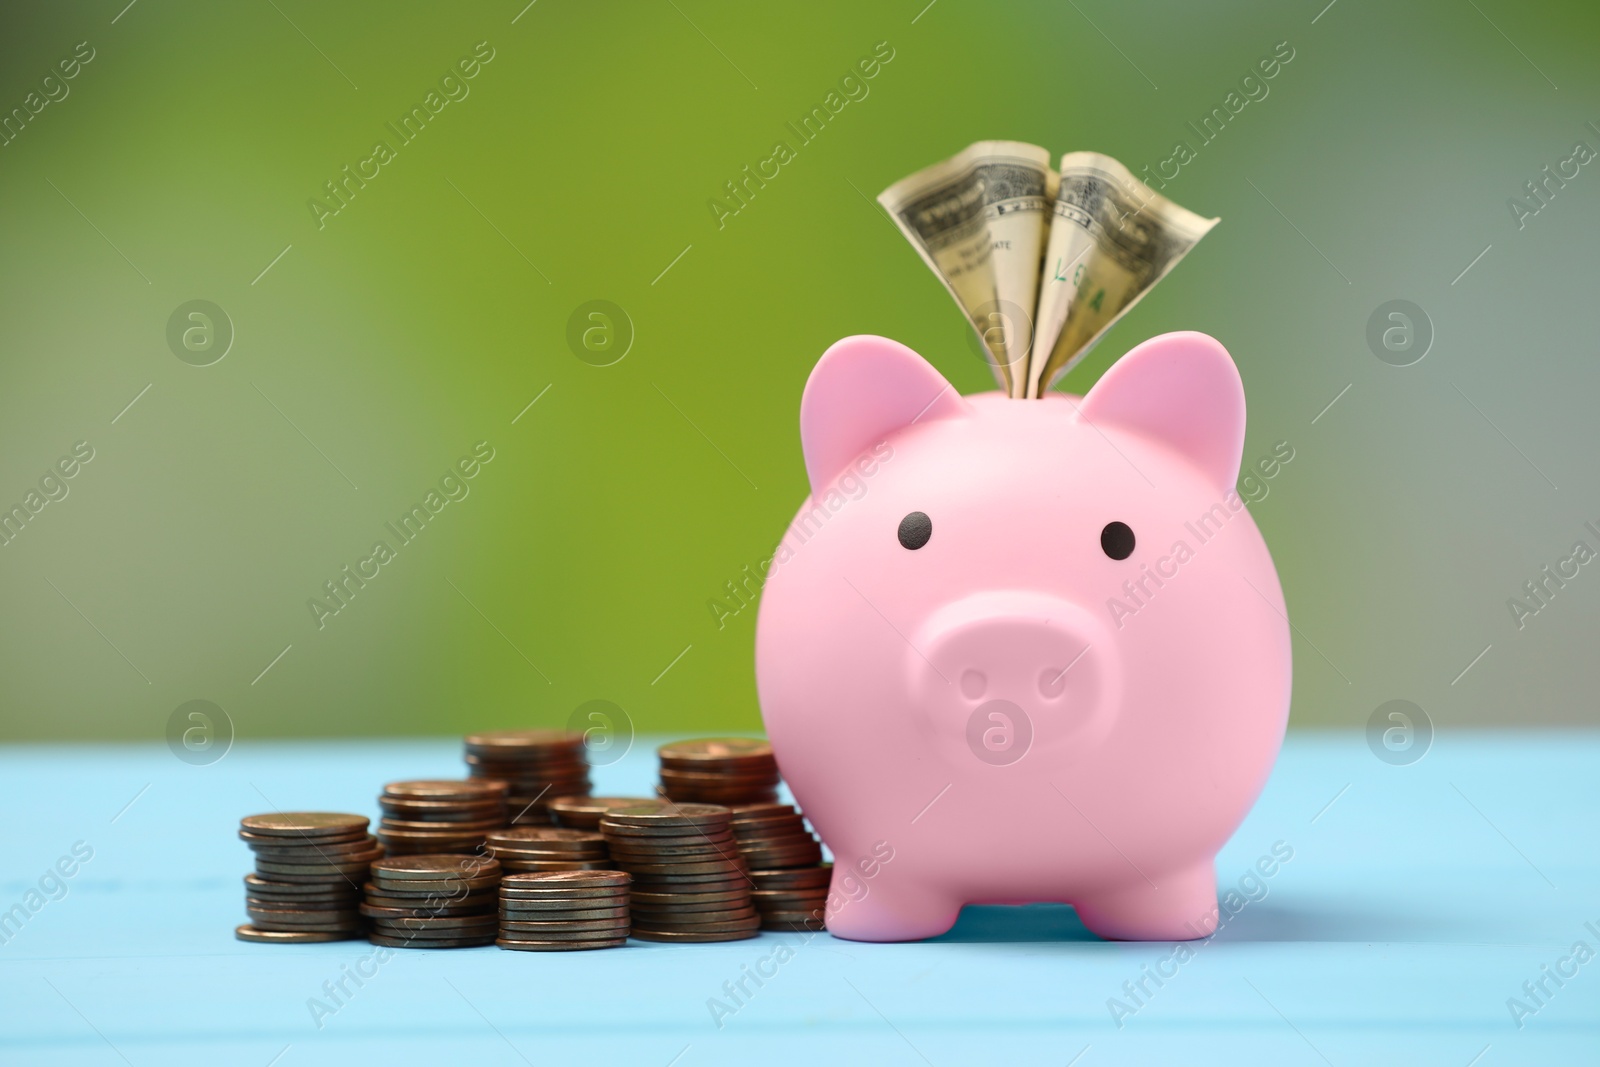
[375,913,499,932]
[497,896,631,912]
[658,768,780,786]
[498,905,630,921]
[376,827,502,842]
[362,890,497,910]
[733,829,811,847]
[498,917,630,933]
[243,874,359,897]
[488,845,609,859]
[236,923,360,943]
[656,737,774,763]
[606,830,737,847]
[496,937,626,951]
[616,856,745,873]
[750,889,828,904]
[497,880,631,895]
[367,872,501,894]
[246,907,364,926]
[621,876,749,891]
[476,780,590,795]
[728,802,796,818]
[497,861,614,874]
[597,825,737,843]
[732,827,814,845]
[661,795,779,808]
[240,812,370,837]
[372,855,500,879]
[631,890,752,906]
[631,910,758,928]
[247,832,381,853]
[486,827,604,849]
[630,915,761,927]
[606,845,738,863]
[248,921,367,936]
[495,856,609,867]
[466,752,588,769]
[375,830,491,842]
[246,897,360,915]
[734,841,821,862]
[500,870,630,890]
[631,899,756,915]
[630,896,754,914]
[665,794,779,808]
[367,933,496,949]
[376,842,494,857]
[377,846,486,859]
[369,878,501,898]
[463,728,586,750]
[374,921,499,940]
[600,802,730,827]
[251,870,362,887]
[383,778,509,799]
[377,807,506,824]
[239,831,370,851]
[375,827,499,840]
[749,864,832,889]
[731,827,811,844]
[603,827,736,843]
[760,908,830,922]
[360,902,493,918]
[253,857,381,878]
[378,796,501,814]
[505,813,555,826]
[465,767,590,781]
[630,926,759,943]
[494,925,631,941]
[370,919,498,937]
[546,796,651,827]
[378,807,504,821]
[737,848,823,869]
[658,776,781,793]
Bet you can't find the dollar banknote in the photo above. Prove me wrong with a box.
[880,146,1216,398]
[1025,152,1218,397]
[877,141,1052,397]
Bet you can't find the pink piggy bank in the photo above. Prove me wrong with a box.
[754,331,1291,942]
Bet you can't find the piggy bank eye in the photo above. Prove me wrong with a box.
[1101,521,1135,560]
[897,511,932,550]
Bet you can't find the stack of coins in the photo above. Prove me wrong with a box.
[464,730,591,825]
[750,864,832,931]
[236,813,377,943]
[600,802,758,942]
[484,827,611,872]
[728,803,824,870]
[364,855,501,948]
[376,779,508,856]
[547,796,652,831]
[497,870,632,951]
[657,739,780,805]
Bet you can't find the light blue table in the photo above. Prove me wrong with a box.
[1,733,1595,1065]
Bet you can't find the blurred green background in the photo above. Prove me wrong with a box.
[1,0,1596,741]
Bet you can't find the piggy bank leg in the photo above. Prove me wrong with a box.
[823,878,962,943]
[1072,859,1218,941]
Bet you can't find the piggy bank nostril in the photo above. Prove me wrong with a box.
[960,669,987,700]
[1038,667,1067,698]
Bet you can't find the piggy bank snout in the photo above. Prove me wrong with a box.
[914,591,1119,761]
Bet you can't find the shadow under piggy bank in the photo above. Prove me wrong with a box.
[927,900,1470,944]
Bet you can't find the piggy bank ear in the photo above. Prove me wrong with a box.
[1078,331,1246,490]
[800,335,968,496]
